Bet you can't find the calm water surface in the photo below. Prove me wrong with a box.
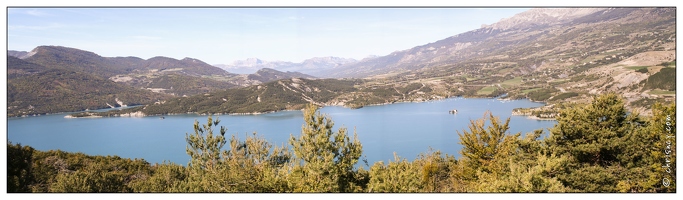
[7,98,556,166]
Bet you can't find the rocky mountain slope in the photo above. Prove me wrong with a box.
[10,8,676,117]
[329,8,674,78]
[325,7,676,115]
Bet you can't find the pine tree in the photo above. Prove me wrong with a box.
[368,153,423,192]
[647,102,676,192]
[616,102,676,192]
[7,142,35,193]
[288,104,363,192]
[181,116,230,192]
[416,150,457,192]
[457,111,519,178]
[185,116,227,172]
[547,93,644,192]
[222,132,291,192]
[453,112,570,192]
[181,116,291,192]
[129,162,187,192]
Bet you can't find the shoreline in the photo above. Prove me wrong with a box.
[525,115,557,121]
[9,105,142,119]
[49,96,548,119]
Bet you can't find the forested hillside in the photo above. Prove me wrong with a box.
[7,46,321,117]
[92,78,360,116]
[7,56,46,79]
[70,77,452,117]
[8,94,676,192]
[7,56,169,117]
[246,68,316,83]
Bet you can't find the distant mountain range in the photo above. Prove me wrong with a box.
[8,7,676,117]
[7,46,318,117]
[247,68,316,83]
[201,7,675,116]
[216,8,676,80]
[214,56,358,76]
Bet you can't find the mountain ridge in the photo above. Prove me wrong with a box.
[327,8,672,79]
[215,56,357,76]
[7,55,169,117]
[7,46,319,116]
[9,8,676,118]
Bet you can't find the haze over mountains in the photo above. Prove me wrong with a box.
[214,8,675,80]
[214,56,358,76]
[7,7,676,117]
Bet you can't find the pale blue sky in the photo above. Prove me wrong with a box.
[8,8,529,64]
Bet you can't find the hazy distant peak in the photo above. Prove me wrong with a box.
[217,56,358,76]
[256,67,279,72]
[232,58,266,66]
[148,56,176,60]
[302,56,357,64]
[481,8,606,30]
[181,57,199,61]
[181,57,210,65]
[8,50,32,59]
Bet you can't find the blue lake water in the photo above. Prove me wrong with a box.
[7,98,556,166]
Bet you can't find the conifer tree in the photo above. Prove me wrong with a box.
[48,163,128,192]
[547,93,644,192]
[368,153,423,192]
[7,142,35,192]
[288,104,363,192]
[222,133,291,192]
[549,93,636,166]
[401,150,455,192]
[616,102,676,192]
[453,112,569,192]
[181,116,230,192]
[457,111,519,177]
[646,102,676,192]
[185,116,227,172]
[181,116,291,192]
[129,162,187,192]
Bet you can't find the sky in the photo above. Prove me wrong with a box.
[7,7,529,64]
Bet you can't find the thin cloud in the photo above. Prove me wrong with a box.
[129,35,162,40]
[25,9,50,16]
[287,16,304,20]
[8,23,64,31]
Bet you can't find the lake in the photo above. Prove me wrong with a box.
[6,97,556,166]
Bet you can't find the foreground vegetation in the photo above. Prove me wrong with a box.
[8,94,675,192]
